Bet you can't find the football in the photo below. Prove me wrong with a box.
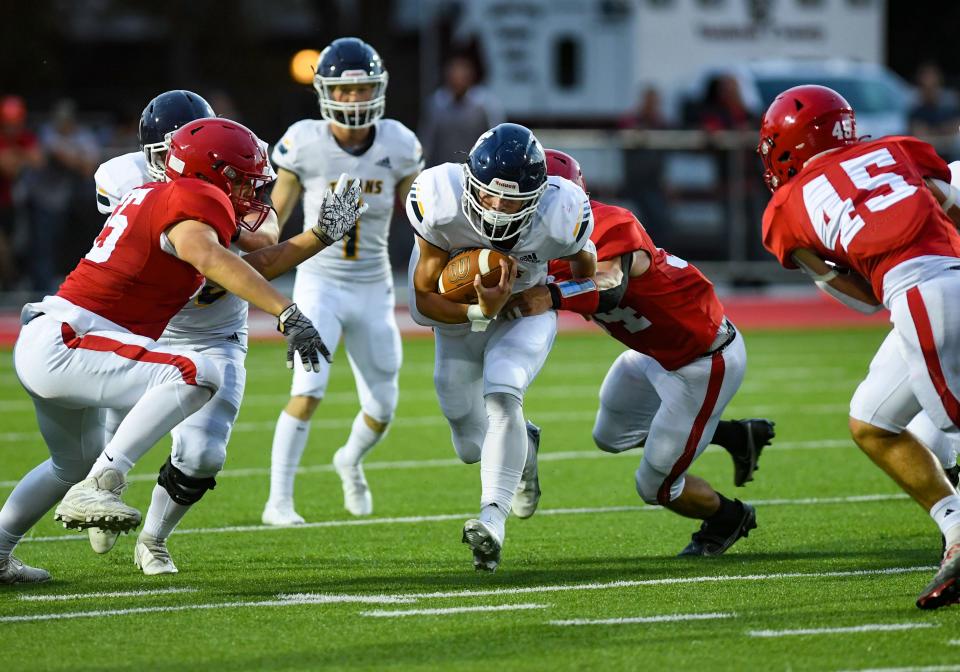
[438,248,509,304]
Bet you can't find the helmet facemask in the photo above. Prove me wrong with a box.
[460,164,546,242]
[144,138,171,182]
[218,162,274,232]
[314,71,388,129]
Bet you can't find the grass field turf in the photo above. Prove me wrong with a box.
[1,327,958,672]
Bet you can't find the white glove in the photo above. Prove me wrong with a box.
[311,173,367,246]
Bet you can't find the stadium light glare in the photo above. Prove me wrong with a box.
[290,49,320,85]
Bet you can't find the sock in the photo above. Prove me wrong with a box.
[479,392,526,532]
[711,420,746,449]
[89,382,212,478]
[336,412,385,465]
[930,494,960,545]
[142,484,191,541]
[0,459,75,559]
[705,493,741,528]
[0,526,21,560]
[479,503,508,543]
[268,411,311,506]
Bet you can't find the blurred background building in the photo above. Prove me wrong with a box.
[0,0,956,303]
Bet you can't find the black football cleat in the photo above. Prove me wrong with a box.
[678,500,757,557]
[917,543,960,610]
[727,419,775,487]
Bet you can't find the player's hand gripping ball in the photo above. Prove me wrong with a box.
[438,248,510,303]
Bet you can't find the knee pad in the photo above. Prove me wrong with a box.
[363,380,399,426]
[635,461,680,505]
[449,419,484,464]
[592,428,644,454]
[158,456,217,505]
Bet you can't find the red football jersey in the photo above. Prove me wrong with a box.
[550,201,725,370]
[762,136,960,301]
[58,179,237,339]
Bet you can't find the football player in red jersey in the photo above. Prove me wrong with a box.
[758,85,960,609]
[0,118,363,584]
[504,150,774,557]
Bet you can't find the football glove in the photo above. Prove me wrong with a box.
[311,173,367,246]
[277,303,331,371]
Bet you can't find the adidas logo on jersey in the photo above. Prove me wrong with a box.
[375,156,392,169]
[517,253,539,263]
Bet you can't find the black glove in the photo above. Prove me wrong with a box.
[311,173,366,246]
[277,303,331,371]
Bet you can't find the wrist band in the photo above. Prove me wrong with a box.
[809,268,839,283]
[466,304,492,332]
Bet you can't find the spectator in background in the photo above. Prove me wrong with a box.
[618,86,671,240]
[0,95,41,290]
[698,75,754,132]
[909,62,960,137]
[419,54,503,167]
[27,99,98,291]
[618,86,669,131]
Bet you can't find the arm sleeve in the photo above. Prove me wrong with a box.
[271,124,302,177]
[898,137,951,183]
[405,176,447,249]
[93,165,123,215]
[164,181,237,247]
[761,202,799,270]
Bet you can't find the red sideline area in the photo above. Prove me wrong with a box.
[0,293,887,346]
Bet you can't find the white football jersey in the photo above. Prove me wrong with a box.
[272,118,423,282]
[93,151,249,347]
[405,163,594,328]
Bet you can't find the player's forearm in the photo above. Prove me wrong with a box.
[242,230,327,281]
[415,290,470,324]
[193,250,291,316]
[236,212,280,253]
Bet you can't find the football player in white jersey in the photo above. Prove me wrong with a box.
[407,123,597,571]
[91,90,282,574]
[262,38,423,524]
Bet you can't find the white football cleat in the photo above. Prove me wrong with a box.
[54,468,141,532]
[512,421,541,519]
[88,527,120,554]
[261,501,305,526]
[462,519,503,572]
[333,448,373,516]
[134,535,178,575]
[0,555,51,584]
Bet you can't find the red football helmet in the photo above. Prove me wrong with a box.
[757,85,857,192]
[165,118,273,231]
[544,148,587,193]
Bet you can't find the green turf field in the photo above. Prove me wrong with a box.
[1,327,958,672]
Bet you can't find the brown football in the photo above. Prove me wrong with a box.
[438,248,509,304]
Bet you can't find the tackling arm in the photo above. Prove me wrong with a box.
[166,220,293,317]
[791,248,882,314]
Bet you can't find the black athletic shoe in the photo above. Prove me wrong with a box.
[728,419,776,487]
[917,543,960,610]
[678,500,757,557]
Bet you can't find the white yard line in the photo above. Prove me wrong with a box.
[19,492,911,544]
[1,568,934,625]
[361,603,549,618]
[550,612,735,626]
[749,623,938,638]
[281,566,934,604]
[18,587,197,602]
[0,439,857,489]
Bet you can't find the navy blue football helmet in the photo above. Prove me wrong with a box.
[139,90,215,181]
[461,123,547,241]
[314,37,388,128]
